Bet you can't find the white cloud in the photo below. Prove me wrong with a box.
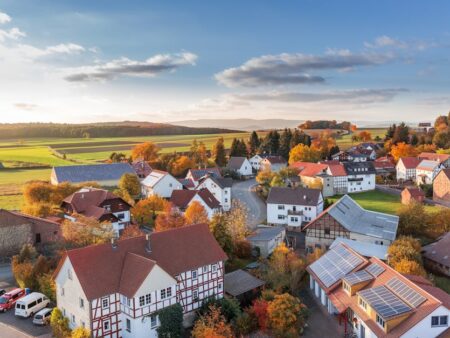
[0,12,11,24]
[364,35,436,51]
[64,52,198,82]
[14,103,38,111]
[45,43,85,55]
[0,27,26,41]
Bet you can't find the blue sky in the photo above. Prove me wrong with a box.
[0,1,449,124]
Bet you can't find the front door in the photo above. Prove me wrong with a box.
[360,324,365,338]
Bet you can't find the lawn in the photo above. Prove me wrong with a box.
[336,128,386,150]
[0,194,23,210]
[434,275,450,294]
[329,190,437,215]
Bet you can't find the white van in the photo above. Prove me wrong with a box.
[15,292,50,318]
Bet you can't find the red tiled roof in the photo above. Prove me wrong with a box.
[422,232,450,268]
[327,163,347,176]
[403,187,425,197]
[62,188,130,214]
[398,157,422,169]
[292,162,328,177]
[418,152,450,164]
[170,189,220,210]
[55,224,227,300]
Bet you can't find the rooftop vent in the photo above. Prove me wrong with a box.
[145,233,152,253]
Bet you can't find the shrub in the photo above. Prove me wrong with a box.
[157,304,184,338]
[234,240,252,259]
[50,308,71,338]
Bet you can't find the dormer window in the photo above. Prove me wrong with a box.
[104,205,111,212]
[359,298,367,311]
[376,314,385,328]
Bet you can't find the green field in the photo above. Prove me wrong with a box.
[335,128,386,150]
[329,190,438,215]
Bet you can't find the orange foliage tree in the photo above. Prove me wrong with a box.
[120,224,144,239]
[130,142,159,164]
[184,201,209,225]
[154,204,187,232]
[191,305,233,338]
[288,144,321,164]
[390,142,418,162]
[170,155,195,177]
[252,299,269,331]
[267,293,307,337]
[358,130,372,141]
[131,195,169,226]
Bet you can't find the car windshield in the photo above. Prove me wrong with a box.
[35,315,42,319]
[0,297,7,304]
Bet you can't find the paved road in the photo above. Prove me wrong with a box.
[0,263,14,290]
[232,178,266,227]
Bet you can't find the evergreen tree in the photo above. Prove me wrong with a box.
[237,139,248,157]
[248,131,260,156]
[230,138,240,157]
[278,129,292,159]
[392,122,410,144]
[290,129,311,148]
[212,137,227,167]
[260,130,280,155]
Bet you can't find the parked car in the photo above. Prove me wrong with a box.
[32,308,53,325]
[0,288,25,312]
[15,292,50,318]
[0,289,5,296]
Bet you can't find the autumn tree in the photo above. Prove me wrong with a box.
[225,200,249,241]
[171,155,195,176]
[358,130,372,141]
[397,201,427,236]
[61,215,114,248]
[256,169,275,190]
[118,173,141,199]
[184,201,209,225]
[192,305,233,338]
[71,327,91,338]
[306,247,324,265]
[288,144,321,164]
[209,213,234,256]
[131,142,159,164]
[426,208,450,238]
[50,308,71,338]
[120,224,144,239]
[131,195,169,226]
[388,236,426,276]
[154,204,187,231]
[390,142,419,162]
[212,137,227,167]
[393,259,426,277]
[252,299,269,331]
[267,293,308,337]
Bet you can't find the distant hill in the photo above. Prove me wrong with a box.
[172,119,304,131]
[0,121,239,139]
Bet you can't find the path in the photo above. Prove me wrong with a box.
[232,178,266,228]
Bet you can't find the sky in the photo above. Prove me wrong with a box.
[0,1,449,124]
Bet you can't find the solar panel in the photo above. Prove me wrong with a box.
[386,278,427,308]
[343,270,374,286]
[358,286,411,319]
[365,263,385,277]
[309,244,364,287]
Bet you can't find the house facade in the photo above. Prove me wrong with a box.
[249,154,264,171]
[344,162,376,193]
[307,243,450,338]
[54,224,227,338]
[416,160,443,185]
[396,157,422,182]
[170,189,221,219]
[227,157,253,177]
[61,188,131,235]
[401,187,425,205]
[259,156,287,172]
[266,187,323,227]
[418,152,450,168]
[433,168,450,203]
[303,195,399,251]
[185,168,223,188]
[196,175,232,211]
[141,170,183,198]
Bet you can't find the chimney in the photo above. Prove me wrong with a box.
[111,237,118,250]
[145,233,152,253]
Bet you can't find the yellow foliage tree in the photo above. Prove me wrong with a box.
[392,259,427,277]
[171,155,195,177]
[71,327,90,338]
[185,201,209,225]
[390,142,419,162]
[131,195,169,226]
[61,215,114,247]
[154,204,187,232]
[288,144,321,164]
[131,142,159,164]
[191,305,233,338]
[267,293,306,337]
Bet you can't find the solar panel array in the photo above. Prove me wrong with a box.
[343,269,374,286]
[365,263,385,277]
[309,244,364,287]
[387,278,427,308]
[358,286,411,319]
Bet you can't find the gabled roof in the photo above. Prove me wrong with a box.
[52,163,135,184]
[304,195,399,241]
[262,155,287,165]
[267,187,322,206]
[292,162,328,177]
[330,237,388,260]
[141,169,171,187]
[402,187,425,198]
[55,224,227,300]
[416,159,440,171]
[132,160,152,178]
[247,226,285,242]
[187,167,222,181]
[178,178,195,189]
[418,152,450,164]
[422,232,450,269]
[435,168,450,181]
[343,161,376,175]
[198,174,233,189]
[327,163,347,176]
[227,157,248,170]
[398,157,422,169]
[170,189,221,209]
[0,209,60,229]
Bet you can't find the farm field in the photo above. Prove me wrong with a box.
[329,190,438,215]
[335,128,386,150]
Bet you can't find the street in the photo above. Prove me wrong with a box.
[232,178,267,227]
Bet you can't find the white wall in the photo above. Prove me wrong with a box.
[401,305,450,338]
[142,175,183,198]
[347,174,375,193]
[267,194,323,225]
[196,177,231,211]
[237,159,253,176]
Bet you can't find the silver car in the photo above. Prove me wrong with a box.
[32,308,52,325]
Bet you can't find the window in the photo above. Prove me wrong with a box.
[145,293,151,304]
[224,198,228,202]
[102,298,109,309]
[160,289,166,299]
[68,269,72,280]
[218,283,222,290]
[166,287,172,298]
[35,233,41,244]
[192,270,197,279]
[150,314,157,328]
[376,314,385,328]
[61,287,65,296]
[203,265,209,273]
[193,289,199,301]
[139,296,145,306]
[278,215,285,220]
[104,205,111,212]
[116,213,125,220]
[212,264,218,272]
[324,227,330,235]
[126,318,131,332]
[343,282,350,293]
[359,298,367,311]
[103,320,110,331]
[278,205,285,210]
[431,315,448,327]
[71,314,75,324]
[79,298,84,309]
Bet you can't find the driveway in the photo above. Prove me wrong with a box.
[0,263,15,290]
[0,310,51,338]
[232,178,266,228]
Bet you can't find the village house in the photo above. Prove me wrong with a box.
[185,167,222,188]
[227,157,253,177]
[259,155,287,172]
[132,160,152,179]
[396,157,422,182]
[416,160,443,185]
[53,224,227,338]
[249,154,264,171]
[344,162,376,193]
[401,187,425,205]
[303,195,399,251]
[422,232,450,277]
[61,188,131,236]
[433,168,450,203]
[331,148,375,162]
[170,189,221,219]
[292,162,336,197]
[141,170,183,198]
[374,156,396,177]
[307,243,450,338]
[416,122,434,133]
[0,209,61,256]
[330,237,388,261]
[51,163,136,186]
[195,174,232,211]
[246,225,286,258]
[266,186,323,227]
[418,152,450,167]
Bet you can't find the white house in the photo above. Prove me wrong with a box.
[266,187,323,227]
[343,162,376,193]
[185,168,223,188]
[141,170,183,198]
[307,243,450,338]
[170,189,221,219]
[247,226,286,258]
[249,154,264,171]
[396,157,422,182]
[416,160,443,185]
[54,224,227,338]
[259,156,287,172]
[196,175,233,211]
[227,157,253,177]
[419,152,450,167]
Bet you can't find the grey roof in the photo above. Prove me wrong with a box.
[327,195,399,241]
[330,237,388,260]
[53,163,135,184]
[227,157,247,170]
[344,162,376,175]
[267,187,322,206]
[198,175,233,189]
[224,269,265,297]
[247,226,285,242]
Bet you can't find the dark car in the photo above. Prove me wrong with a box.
[0,289,5,297]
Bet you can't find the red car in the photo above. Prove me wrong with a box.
[0,288,25,312]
